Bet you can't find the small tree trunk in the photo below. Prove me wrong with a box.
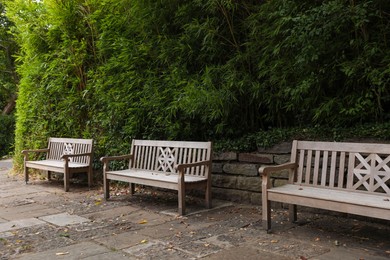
[2,94,16,115]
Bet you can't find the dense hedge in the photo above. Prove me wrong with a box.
[0,115,15,157]
[5,0,390,168]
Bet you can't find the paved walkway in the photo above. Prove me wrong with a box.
[0,159,389,259]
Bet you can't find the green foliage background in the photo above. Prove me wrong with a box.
[0,2,17,157]
[4,0,390,168]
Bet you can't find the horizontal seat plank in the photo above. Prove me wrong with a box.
[26,159,89,169]
[106,169,207,184]
[268,184,390,211]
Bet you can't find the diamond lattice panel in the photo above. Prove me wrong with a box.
[63,143,74,162]
[353,153,390,194]
[157,147,176,172]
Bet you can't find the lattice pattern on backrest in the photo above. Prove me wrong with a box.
[131,140,212,177]
[47,138,93,164]
[293,141,390,195]
[347,153,390,195]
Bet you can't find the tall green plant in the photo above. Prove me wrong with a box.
[6,0,390,169]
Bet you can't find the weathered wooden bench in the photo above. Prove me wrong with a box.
[22,137,94,192]
[101,140,212,215]
[260,140,390,231]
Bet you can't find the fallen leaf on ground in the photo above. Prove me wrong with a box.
[140,239,148,244]
[139,220,148,224]
[271,240,279,243]
[55,252,69,256]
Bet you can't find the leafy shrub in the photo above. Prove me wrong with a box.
[0,115,15,157]
[4,0,390,169]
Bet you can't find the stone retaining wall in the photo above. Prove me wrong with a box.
[211,142,292,205]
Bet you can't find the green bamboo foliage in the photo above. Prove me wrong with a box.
[4,0,390,167]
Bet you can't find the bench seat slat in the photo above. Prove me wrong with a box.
[107,169,207,183]
[268,184,390,210]
[26,159,89,169]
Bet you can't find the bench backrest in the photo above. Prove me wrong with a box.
[47,137,93,164]
[291,140,390,196]
[130,140,212,178]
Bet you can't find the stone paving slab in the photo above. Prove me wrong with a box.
[39,213,90,227]
[136,221,192,239]
[0,185,43,198]
[122,239,196,259]
[122,208,173,226]
[94,230,153,250]
[81,205,139,221]
[315,247,390,260]
[0,204,61,220]
[81,251,133,260]
[13,241,113,260]
[0,218,46,232]
[202,246,293,260]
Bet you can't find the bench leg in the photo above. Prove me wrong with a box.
[104,178,110,200]
[205,181,212,209]
[178,189,185,215]
[24,165,29,184]
[129,183,135,195]
[64,172,70,192]
[289,204,297,223]
[47,171,51,181]
[178,180,185,215]
[87,167,93,188]
[262,199,271,232]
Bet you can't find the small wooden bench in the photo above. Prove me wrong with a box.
[260,140,390,231]
[101,140,212,215]
[22,137,94,192]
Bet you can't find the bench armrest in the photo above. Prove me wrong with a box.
[260,162,297,189]
[175,160,212,182]
[22,148,49,161]
[100,154,134,172]
[259,162,297,177]
[22,148,49,155]
[100,154,134,164]
[175,160,212,172]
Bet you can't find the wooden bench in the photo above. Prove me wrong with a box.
[100,140,212,215]
[22,137,94,192]
[260,140,390,231]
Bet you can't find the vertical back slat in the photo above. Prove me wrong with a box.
[135,145,141,168]
[305,150,313,184]
[196,148,202,176]
[313,150,320,185]
[187,148,193,175]
[320,151,329,186]
[146,146,152,170]
[337,152,346,188]
[297,149,305,184]
[329,151,337,188]
[152,146,157,170]
[141,145,146,169]
[201,148,206,176]
[347,152,355,189]
[184,148,189,174]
